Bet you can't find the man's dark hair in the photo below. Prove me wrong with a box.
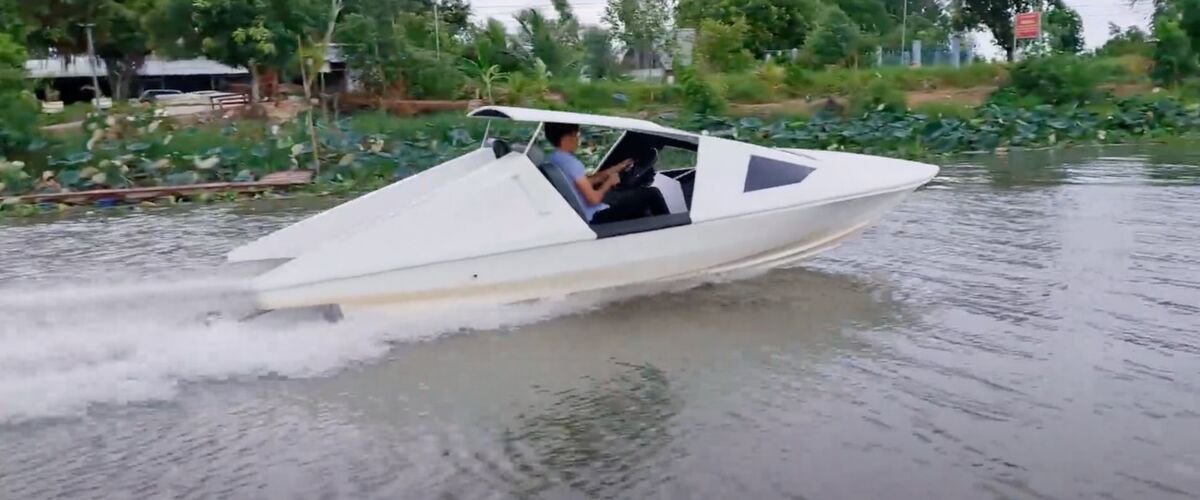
[544,122,580,147]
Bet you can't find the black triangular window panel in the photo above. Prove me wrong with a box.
[743,155,814,192]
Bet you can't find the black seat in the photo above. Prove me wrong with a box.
[536,162,587,219]
[536,162,693,238]
[512,143,546,165]
[491,139,510,158]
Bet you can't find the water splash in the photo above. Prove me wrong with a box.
[0,266,729,425]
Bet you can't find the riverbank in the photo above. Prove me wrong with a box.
[4,83,1200,218]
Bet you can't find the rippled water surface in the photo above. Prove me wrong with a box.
[2,145,1199,499]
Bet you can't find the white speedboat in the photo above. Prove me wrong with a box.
[227,106,938,317]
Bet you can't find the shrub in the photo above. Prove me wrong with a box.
[505,72,549,106]
[625,83,681,107]
[1097,24,1152,58]
[555,80,624,111]
[1007,54,1099,104]
[696,18,755,73]
[758,62,787,96]
[1152,17,1198,85]
[1115,54,1154,78]
[552,80,680,111]
[848,78,906,115]
[0,32,40,159]
[783,63,813,91]
[677,66,726,115]
[720,73,775,103]
[581,27,620,79]
[406,56,468,99]
[1079,55,1153,85]
[985,86,1046,109]
[804,6,861,68]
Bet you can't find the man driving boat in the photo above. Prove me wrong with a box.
[545,122,669,224]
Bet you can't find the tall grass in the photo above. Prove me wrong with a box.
[798,63,1009,96]
[551,80,682,111]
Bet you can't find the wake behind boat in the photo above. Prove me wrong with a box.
[225,106,938,317]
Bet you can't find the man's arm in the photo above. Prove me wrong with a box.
[587,159,634,188]
[576,173,620,206]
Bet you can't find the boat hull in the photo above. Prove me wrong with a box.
[253,185,917,314]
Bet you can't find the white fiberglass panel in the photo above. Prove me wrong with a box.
[650,174,688,214]
[688,136,937,223]
[253,153,596,290]
[254,188,915,310]
[227,147,496,262]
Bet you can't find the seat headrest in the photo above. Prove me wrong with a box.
[490,139,510,158]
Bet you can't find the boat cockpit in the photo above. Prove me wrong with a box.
[486,124,698,239]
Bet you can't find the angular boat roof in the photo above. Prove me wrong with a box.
[468,106,699,143]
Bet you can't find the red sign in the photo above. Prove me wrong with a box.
[1014,11,1042,40]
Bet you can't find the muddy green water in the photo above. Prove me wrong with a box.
[1,145,1199,499]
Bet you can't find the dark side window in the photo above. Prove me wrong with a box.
[743,155,814,193]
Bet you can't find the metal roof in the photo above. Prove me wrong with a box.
[24,51,342,79]
[25,57,247,79]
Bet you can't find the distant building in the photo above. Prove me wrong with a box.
[621,48,673,82]
[25,51,346,104]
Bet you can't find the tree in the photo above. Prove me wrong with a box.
[153,0,329,104]
[581,27,620,79]
[1152,16,1196,83]
[956,0,1039,61]
[466,18,523,74]
[696,18,754,72]
[335,0,467,99]
[0,0,39,159]
[1178,0,1200,55]
[877,0,950,51]
[804,6,861,67]
[603,0,673,69]
[1152,0,1200,84]
[515,8,571,75]
[437,0,471,36]
[1,0,23,40]
[1044,1,1083,54]
[96,0,160,101]
[20,0,162,101]
[833,0,893,36]
[552,0,581,44]
[677,0,820,56]
[1097,23,1151,57]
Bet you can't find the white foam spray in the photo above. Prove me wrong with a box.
[0,267,731,425]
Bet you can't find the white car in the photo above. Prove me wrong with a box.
[226,106,939,318]
[138,89,183,103]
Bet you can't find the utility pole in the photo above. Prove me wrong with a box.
[433,1,441,60]
[81,23,102,110]
[900,0,908,66]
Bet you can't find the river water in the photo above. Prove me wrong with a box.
[1,145,1199,499]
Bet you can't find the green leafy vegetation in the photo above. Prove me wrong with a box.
[696,19,754,73]
[847,79,906,115]
[1007,55,1100,105]
[677,66,726,115]
[804,6,862,68]
[9,0,1200,218]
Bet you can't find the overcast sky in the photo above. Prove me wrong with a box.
[469,0,1154,56]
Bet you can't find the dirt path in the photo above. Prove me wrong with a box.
[730,86,998,116]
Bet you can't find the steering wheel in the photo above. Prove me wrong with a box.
[616,148,658,190]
